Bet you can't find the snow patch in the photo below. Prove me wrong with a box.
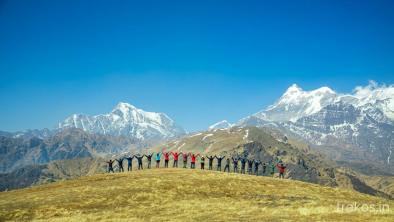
[208,120,233,130]
[177,143,186,150]
[189,132,202,138]
[243,129,249,141]
[202,134,213,141]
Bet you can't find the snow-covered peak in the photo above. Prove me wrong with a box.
[275,85,336,107]
[283,84,303,96]
[263,84,337,122]
[314,86,335,94]
[240,81,393,125]
[110,102,168,125]
[58,102,186,142]
[113,102,137,112]
[351,81,394,120]
[208,120,233,130]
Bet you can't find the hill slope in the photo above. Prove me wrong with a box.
[0,169,392,221]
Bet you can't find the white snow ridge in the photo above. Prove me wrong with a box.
[208,120,233,131]
[58,102,186,142]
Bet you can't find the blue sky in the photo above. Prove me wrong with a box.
[0,0,393,132]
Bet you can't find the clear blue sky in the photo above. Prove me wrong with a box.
[0,0,393,132]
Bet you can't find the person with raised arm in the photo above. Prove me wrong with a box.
[223,157,230,173]
[200,155,205,170]
[276,163,287,179]
[181,151,189,168]
[171,151,180,168]
[232,156,239,173]
[270,161,276,176]
[254,160,262,176]
[162,152,170,168]
[240,157,247,174]
[134,154,144,170]
[125,155,134,171]
[247,159,254,175]
[155,152,162,168]
[262,162,267,174]
[115,157,125,172]
[189,153,200,169]
[214,155,225,171]
[144,153,153,169]
[206,155,215,170]
[106,159,115,173]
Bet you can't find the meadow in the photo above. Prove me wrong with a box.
[0,168,393,221]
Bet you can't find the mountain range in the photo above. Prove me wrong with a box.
[0,103,185,174]
[235,81,394,171]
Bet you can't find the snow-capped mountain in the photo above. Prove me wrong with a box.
[208,120,233,130]
[261,84,337,122]
[238,81,394,167]
[58,102,186,143]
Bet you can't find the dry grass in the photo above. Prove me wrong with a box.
[0,168,393,221]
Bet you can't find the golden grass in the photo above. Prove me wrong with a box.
[0,168,393,221]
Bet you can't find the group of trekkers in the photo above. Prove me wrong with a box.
[106,151,288,179]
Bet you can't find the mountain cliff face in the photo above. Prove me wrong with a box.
[58,102,186,142]
[238,82,394,169]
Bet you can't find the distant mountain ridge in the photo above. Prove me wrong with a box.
[0,128,136,173]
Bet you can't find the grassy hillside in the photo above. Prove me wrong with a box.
[0,169,392,221]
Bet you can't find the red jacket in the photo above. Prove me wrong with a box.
[171,152,179,160]
[190,154,198,163]
[276,164,286,173]
[163,152,170,160]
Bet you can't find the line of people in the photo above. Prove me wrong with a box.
[105,151,288,178]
